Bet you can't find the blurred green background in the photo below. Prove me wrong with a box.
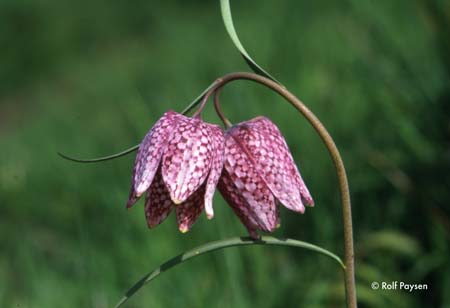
[1,0,449,307]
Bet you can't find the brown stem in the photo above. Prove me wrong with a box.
[205,72,357,308]
[192,79,224,118]
[213,87,232,128]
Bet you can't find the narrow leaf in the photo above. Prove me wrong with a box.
[220,0,281,84]
[58,145,140,163]
[58,81,215,163]
[181,81,216,114]
[115,236,344,307]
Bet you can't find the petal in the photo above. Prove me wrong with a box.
[176,183,206,233]
[252,117,314,207]
[127,111,179,209]
[218,171,260,238]
[145,168,174,228]
[162,116,213,204]
[126,189,140,209]
[219,133,278,232]
[203,124,225,219]
[233,117,312,212]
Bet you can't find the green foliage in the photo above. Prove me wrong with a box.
[220,0,280,83]
[1,0,449,307]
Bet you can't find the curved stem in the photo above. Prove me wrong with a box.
[57,144,140,163]
[115,236,344,308]
[213,86,232,128]
[181,81,216,115]
[206,72,356,307]
[192,79,223,118]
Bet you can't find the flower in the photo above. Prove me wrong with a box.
[126,111,224,233]
[217,116,313,238]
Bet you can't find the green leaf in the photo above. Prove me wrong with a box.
[58,81,216,163]
[57,145,140,163]
[220,0,281,84]
[180,81,216,115]
[115,236,344,307]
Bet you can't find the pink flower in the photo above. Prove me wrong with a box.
[217,116,314,238]
[126,111,224,233]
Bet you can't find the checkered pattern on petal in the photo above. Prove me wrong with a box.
[203,124,225,219]
[176,183,206,233]
[127,111,179,209]
[126,110,228,233]
[252,117,314,207]
[218,170,260,238]
[219,131,278,232]
[161,115,213,204]
[237,117,313,212]
[145,168,174,228]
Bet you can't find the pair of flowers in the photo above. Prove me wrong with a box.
[126,111,313,238]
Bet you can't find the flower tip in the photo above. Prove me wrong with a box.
[205,206,214,219]
[169,192,185,205]
[135,184,149,198]
[179,226,189,234]
[302,196,314,207]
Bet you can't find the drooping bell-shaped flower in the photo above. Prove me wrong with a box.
[217,116,313,238]
[126,111,224,233]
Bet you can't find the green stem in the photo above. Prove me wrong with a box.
[57,145,140,163]
[203,72,357,308]
[115,236,344,308]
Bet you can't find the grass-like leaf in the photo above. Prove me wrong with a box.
[220,0,281,84]
[57,145,140,163]
[58,82,216,163]
[115,236,344,307]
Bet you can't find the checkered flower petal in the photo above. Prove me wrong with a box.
[203,125,225,219]
[218,169,263,239]
[145,168,174,228]
[176,183,206,233]
[161,115,214,204]
[218,117,313,237]
[219,130,278,233]
[126,110,225,233]
[238,116,314,211]
[127,111,179,208]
